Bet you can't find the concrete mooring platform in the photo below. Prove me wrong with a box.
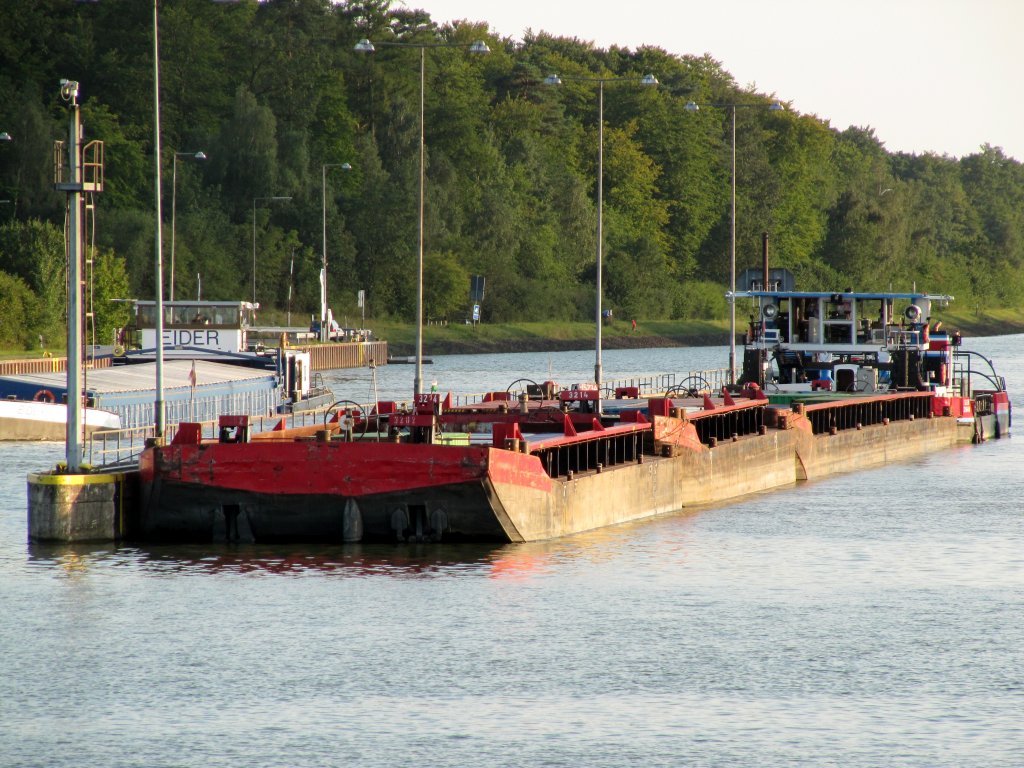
[27,470,138,542]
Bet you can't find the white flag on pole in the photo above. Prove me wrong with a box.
[319,268,327,322]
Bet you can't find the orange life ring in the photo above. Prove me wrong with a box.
[33,389,56,403]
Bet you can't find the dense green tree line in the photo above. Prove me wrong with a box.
[0,0,1021,350]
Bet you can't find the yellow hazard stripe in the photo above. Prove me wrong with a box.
[27,472,126,486]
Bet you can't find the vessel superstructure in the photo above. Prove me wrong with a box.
[733,284,1010,439]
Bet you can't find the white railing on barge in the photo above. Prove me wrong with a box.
[446,369,729,408]
[86,407,335,468]
[86,367,730,469]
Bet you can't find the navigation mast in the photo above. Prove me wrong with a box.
[53,79,104,471]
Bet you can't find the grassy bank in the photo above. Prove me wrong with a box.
[372,318,732,356]
[374,308,1024,357]
[931,307,1024,338]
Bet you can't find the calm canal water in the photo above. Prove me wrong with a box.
[2,339,1022,767]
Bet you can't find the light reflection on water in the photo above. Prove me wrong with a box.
[2,338,1023,767]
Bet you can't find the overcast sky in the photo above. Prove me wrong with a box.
[412,0,1023,161]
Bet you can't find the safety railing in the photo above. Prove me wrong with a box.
[800,391,934,435]
[538,429,645,480]
[951,349,1006,398]
[86,404,339,468]
[86,366,732,467]
[686,401,767,445]
[446,369,729,408]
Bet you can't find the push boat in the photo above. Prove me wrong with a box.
[734,284,1011,440]
[138,285,1010,544]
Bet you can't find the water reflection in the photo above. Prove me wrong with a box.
[28,540,499,576]
[23,514,700,581]
[27,539,588,580]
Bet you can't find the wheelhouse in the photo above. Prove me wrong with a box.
[738,290,951,350]
[130,300,258,354]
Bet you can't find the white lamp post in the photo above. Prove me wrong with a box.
[252,195,292,306]
[0,133,11,219]
[151,0,167,438]
[545,72,658,412]
[170,150,206,303]
[355,36,490,397]
[685,99,784,384]
[152,0,235,438]
[321,161,352,341]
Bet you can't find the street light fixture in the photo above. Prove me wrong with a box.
[355,36,490,397]
[684,99,784,384]
[170,150,206,303]
[545,72,658,412]
[321,161,352,341]
[252,195,292,306]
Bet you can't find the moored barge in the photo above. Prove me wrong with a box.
[136,272,1012,543]
[139,364,1007,544]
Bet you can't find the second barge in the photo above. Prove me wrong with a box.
[137,384,1007,544]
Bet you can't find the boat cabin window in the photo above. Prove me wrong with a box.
[134,301,255,330]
